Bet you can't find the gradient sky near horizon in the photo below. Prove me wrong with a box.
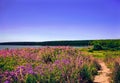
[0,0,120,42]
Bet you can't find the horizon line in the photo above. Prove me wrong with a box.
[0,38,119,43]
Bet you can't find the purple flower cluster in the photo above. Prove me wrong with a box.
[0,47,95,82]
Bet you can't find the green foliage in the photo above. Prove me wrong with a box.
[93,44,103,50]
[26,74,37,83]
[91,40,120,50]
[0,57,18,71]
[80,65,93,83]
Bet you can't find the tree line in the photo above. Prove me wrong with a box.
[0,39,120,50]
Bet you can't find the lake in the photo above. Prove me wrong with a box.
[0,45,88,50]
[0,45,45,50]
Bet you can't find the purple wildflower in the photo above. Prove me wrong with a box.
[4,80,10,83]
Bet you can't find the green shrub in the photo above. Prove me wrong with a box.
[88,49,93,52]
[80,65,93,83]
[93,44,103,50]
[26,74,37,83]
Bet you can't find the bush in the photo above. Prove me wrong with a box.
[26,74,37,83]
[80,65,93,83]
[93,44,103,50]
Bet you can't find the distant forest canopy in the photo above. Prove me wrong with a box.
[0,40,90,46]
[0,39,120,47]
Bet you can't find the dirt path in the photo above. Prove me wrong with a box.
[94,61,111,83]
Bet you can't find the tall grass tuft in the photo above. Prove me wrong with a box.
[113,60,120,83]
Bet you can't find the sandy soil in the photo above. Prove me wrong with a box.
[94,61,111,83]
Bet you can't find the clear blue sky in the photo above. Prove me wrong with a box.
[0,0,120,42]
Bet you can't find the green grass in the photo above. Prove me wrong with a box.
[79,47,120,69]
[79,48,105,59]
[80,47,120,59]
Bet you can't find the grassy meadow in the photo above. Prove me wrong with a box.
[0,40,120,83]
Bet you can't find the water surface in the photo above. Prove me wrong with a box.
[0,45,88,50]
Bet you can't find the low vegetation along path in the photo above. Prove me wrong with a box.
[94,61,111,83]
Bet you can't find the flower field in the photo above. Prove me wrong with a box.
[0,47,99,83]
